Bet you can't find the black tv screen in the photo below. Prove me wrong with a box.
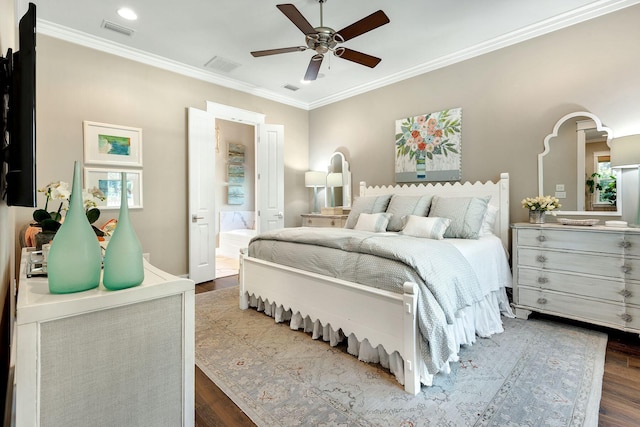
[2,3,36,207]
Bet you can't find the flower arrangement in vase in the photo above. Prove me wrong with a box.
[28,180,108,248]
[521,195,561,223]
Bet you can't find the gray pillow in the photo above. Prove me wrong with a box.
[428,196,490,239]
[385,194,433,231]
[345,194,392,229]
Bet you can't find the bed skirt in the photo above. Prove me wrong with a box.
[246,286,514,387]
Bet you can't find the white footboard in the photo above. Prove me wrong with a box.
[239,250,421,394]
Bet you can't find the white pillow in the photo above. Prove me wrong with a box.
[401,215,451,239]
[480,204,499,236]
[354,212,392,232]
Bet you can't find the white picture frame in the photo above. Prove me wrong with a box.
[83,121,143,167]
[84,167,143,209]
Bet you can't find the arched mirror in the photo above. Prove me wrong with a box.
[538,111,620,216]
[326,152,352,208]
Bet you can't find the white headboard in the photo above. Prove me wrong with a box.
[360,173,510,251]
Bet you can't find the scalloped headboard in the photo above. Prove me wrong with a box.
[360,173,510,251]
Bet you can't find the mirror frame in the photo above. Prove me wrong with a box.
[538,111,620,216]
[326,151,352,208]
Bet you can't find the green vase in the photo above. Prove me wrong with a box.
[102,172,144,290]
[47,161,102,294]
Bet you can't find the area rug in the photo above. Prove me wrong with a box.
[195,287,607,427]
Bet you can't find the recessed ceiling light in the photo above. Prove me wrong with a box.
[117,7,138,21]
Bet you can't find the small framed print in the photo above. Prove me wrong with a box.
[83,121,143,167]
[84,167,143,209]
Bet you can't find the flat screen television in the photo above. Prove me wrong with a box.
[1,2,36,207]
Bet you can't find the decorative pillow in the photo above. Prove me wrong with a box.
[384,194,433,232]
[354,212,393,232]
[479,204,499,236]
[345,194,393,229]
[428,196,490,239]
[401,215,451,239]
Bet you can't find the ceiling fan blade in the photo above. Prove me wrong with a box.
[276,4,316,35]
[335,10,390,42]
[336,48,381,68]
[304,55,324,81]
[251,46,307,57]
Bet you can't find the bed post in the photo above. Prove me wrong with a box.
[498,172,510,253]
[402,282,421,395]
[239,248,249,309]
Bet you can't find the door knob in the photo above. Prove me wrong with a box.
[277,212,284,219]
[191,214,204,223]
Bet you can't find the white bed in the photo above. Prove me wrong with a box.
[239,173,512,394]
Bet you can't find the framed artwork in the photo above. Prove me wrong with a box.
[84,167,143,209]
[394,108,462,183]
[228,143,245,164]
[228,185,245,205]
[228,164,245,184]
[83,121,143,167]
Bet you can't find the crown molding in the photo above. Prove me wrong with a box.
[36,20,311,110]
[308,0,640,109]
[36,0,640,111]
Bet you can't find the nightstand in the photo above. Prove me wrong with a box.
[301,213,348,228]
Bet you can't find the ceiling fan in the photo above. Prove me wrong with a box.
[250,0,390,81]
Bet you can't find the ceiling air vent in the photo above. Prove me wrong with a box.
[204,56,241,73]
[101,20,135,37]
[283,84,299,91]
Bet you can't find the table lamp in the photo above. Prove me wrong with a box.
[610,134,640,226]
[305,171,326,213]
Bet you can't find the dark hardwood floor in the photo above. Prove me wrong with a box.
[194,276,640,426]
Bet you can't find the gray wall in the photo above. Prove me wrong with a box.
[308,5,640,225]
[12,35,309,276]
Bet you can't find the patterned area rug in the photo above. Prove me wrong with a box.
[195,287,607,427]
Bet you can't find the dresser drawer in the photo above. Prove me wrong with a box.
[516,266,627,302]
[517,247,633,279]
[301,215,346,228]
[516,228,625,255]
[518,287,628,328]
[625,233,640,258]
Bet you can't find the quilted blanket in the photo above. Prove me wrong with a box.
[248,227,488,373]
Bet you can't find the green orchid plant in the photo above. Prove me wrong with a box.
[33,181,107,236]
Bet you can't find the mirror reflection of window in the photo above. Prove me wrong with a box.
[589,153,616,209]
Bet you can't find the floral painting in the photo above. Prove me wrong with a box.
[395,108,462,182]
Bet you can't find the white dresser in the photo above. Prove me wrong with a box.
[15,248,196,427]
[512,223,640,333]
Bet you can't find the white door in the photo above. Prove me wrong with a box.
[257,124,285,232]
[187,107,216,284]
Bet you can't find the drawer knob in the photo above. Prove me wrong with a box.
[537,277,548,284]
[619,313,633,323]
[618,241,632,249]
[537,235,546,242]
[621,265,632,274]
[536,255,547,263]
[331,220,335,226]
[619,289,632,298]
[537,297,547,305]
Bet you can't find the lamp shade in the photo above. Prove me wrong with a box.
[305,171,326,187]
[611,135,640,168]
[326,172,343,188]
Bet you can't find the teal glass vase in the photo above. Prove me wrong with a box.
[47,161,102,294]
[103,172,144,290]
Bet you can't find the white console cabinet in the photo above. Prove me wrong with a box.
[15,248,195,427]
[512,223,640,333]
